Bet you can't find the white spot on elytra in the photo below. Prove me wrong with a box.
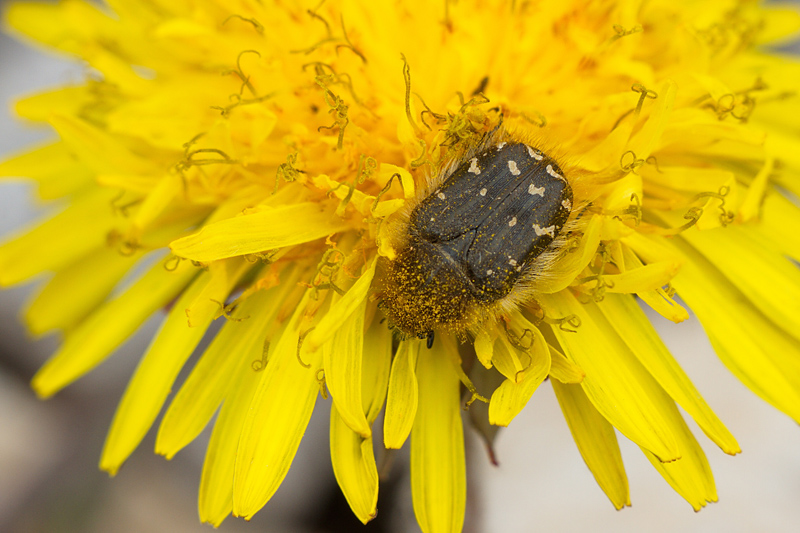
[486,269,493,275]
[437,191,446,200]
[562,198,572,210]
[546,164,563,180]
[526,145,544,161]
[528,183,545,196]
[468,158,481,174]
[496,142,507,150]
[508,160,521,176]
[508,216,517,227]
[533,223,556,237]
[509,259,518,266]
[479,188,487,196]
[430,217,435,222]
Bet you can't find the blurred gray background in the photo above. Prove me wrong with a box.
[1,2,799,532]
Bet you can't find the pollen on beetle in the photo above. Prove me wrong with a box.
[437,191,446,200]
[562,198,572,210]
[479,188,487,196]
[468,158,481,174]
[508,216,517,227]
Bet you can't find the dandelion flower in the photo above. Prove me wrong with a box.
[2,0,800,531]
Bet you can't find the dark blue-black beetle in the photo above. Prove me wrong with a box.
[380,140,573,336]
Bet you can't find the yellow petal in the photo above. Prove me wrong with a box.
[324,295,371,438]
[659,109,765,153]
[384,339,421,449]
[0,188,119,286]
[14,86,94,124]
[11,0,155,91]
[751,191,800,262]
[31,257,198,398]
[49,114,155,175]
[232,293,325,519]
[84,48,153,95]
[24,245,140,335]
[580,260,680,294]
[305,259,376,352]
[670,240,800,423]
[537,215,602,293]
[371,198,406,218]
[330,405,379,524]
[100,259,248,474]
[105,78,228,150]
[7,0,153,92]
[227,105,278,161]
[0,141,92,199]
[131,173,185,235]
[312,174,375,217]
[376,221,399,260]
[627,79,677,161]
[473,329,495,369]
[411,346,466,533]
[6,2,78,52]
[682,226,800,343]
[170,202,349,262]
[737,155,774,223]
[578,115,634,173]
[637,287,690,323]
[329,318,392,523]
[23,206,207,335]
[641,165,733,194]
[539,292,681,461]
[155,273,299,459]
[622,230,682,264]
[488,325,550,427]
[603,174,641,213]
[548,343,585,384]
[757,5,800,44]
[597,293,740,454]
[620,240,689,323]
[695,176,738,231]
[600,216,635,241]
[361,320,393,424]
[378,163,415,199]
[199,349,264,527]
[551,380,630,510]
[96,173,161,195]
[490,335,527,383]
[766,131,800,192]
[641,397,717,511]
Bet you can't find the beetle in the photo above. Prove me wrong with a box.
[380,134,574,337]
